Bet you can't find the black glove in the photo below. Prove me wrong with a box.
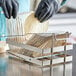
[35,0,59,22]
[0,0,19,19]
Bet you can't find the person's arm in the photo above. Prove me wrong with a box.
[0,0,19,19]
[35,0,67,22]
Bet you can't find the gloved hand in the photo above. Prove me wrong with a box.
[35,0,59,22]
[0,0,19,19]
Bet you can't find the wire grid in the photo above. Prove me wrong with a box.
[7,32,71,76]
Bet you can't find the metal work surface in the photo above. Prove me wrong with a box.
[0,53,72,76]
